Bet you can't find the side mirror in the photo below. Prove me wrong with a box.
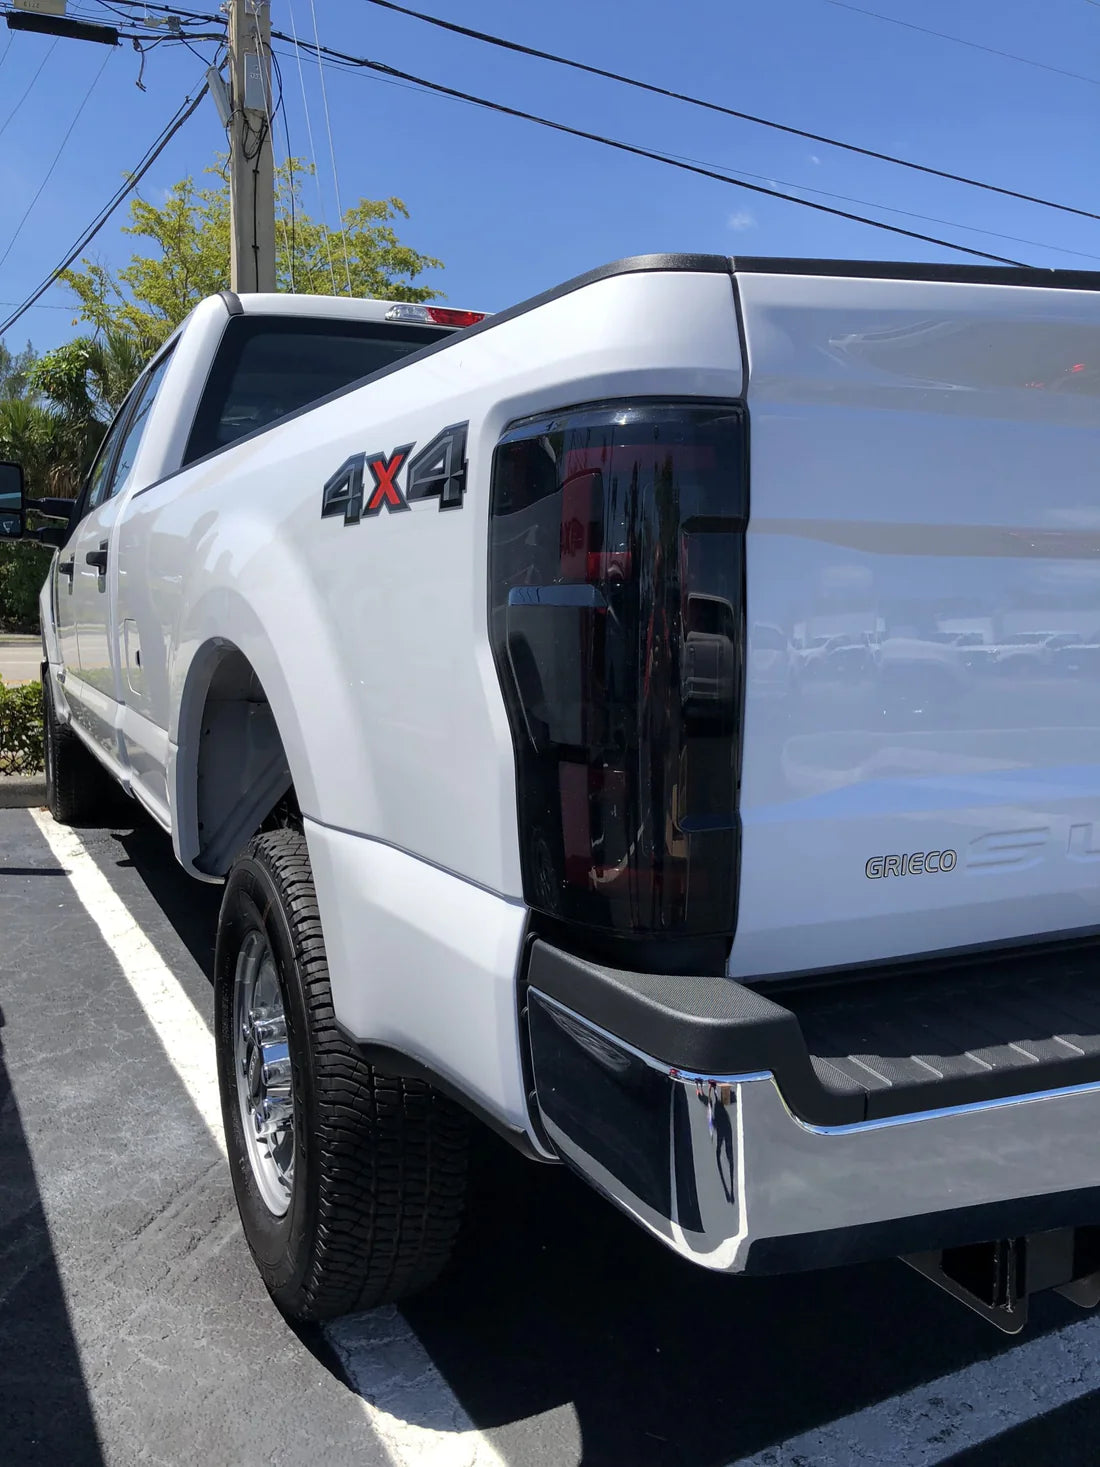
[0,462,24,541]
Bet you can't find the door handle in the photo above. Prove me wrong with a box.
[85,541,108,575]
[58,558,74,580]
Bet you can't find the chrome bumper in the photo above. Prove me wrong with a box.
[527,984,1100,1274]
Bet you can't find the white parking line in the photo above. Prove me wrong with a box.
[30,811,225,1147]
[30,809,509,1467]
[730,1310,1100,1465]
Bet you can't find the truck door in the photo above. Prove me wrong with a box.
[56,351,174,762]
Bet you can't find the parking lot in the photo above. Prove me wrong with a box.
[3,804,1100,1466]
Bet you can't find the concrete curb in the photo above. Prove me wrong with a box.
[0,776,46,808]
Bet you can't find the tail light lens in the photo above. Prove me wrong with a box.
[489,400,747,948]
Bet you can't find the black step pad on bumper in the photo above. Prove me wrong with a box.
[783,944,1100,1119]
[526,938,1100,1127]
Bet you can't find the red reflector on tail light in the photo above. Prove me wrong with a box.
[425,307,486,327]
[489,399,747,948]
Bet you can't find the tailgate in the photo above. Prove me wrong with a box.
[731,268,1100,978]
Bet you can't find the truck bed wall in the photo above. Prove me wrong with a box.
[123,265,743,1135]
[732,271,1100,979]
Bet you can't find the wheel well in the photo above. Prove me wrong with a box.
[192,648,294,877]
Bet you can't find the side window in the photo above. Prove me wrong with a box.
[88,348,174,511]
[82,408,133,515]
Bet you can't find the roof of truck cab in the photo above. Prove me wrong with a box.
[218,290,486,321]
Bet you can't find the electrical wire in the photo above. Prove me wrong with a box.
[0,37,57,144]
[11,0,1087,272]
[0,0,213,43]
[271,48,308,292]
[274,33,1030,265]
[252,16,294,289]
[0,300,74,311]
[0,46,114,271]
[74,0,221,24]
[355,0,1100,226]
[0,82,208,340]
[286,0,338,293]
[79,0,1100,227]
[286,43,1094,265]
[306,0,353,294]
[0,32,12,78]
[660,146,1100,264]
[825,0,1100,87]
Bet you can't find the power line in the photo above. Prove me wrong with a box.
[0,81,207,340]
[660,147,1100,264]
[306,0,353,294]
[252,13,293,289]
[825,1,1100,87]
[285,40,1091,263]
[0,37,57,143]
[356,0,1100,225]
[0,300,74,311]
[299,43,1093,264]
[270,49,307,292]
[97,0,1100,226]
[285,0,338,293]
[0,0,214,43]
[0,46,113,271]
[76,0,220,24]
[275,32,1029,265]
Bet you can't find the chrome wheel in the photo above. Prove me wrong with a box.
[233,928,295,1216]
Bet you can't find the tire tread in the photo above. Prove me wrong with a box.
[237,829,468,1319]
[44,677,118,825]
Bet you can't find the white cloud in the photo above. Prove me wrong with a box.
[728,209,756,232]
[810,154,822,165]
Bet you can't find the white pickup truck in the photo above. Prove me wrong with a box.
[6,254,1100,1333]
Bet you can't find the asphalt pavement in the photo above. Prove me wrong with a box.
[0,636,40,686]
[2,803,1100,1466]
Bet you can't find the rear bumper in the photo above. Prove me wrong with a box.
[526,941,1100,1273]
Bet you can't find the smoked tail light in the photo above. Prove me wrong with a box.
[488,400,747,964]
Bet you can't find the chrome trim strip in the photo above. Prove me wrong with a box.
[794,1075,1100,1136]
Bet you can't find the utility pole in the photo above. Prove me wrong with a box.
[227,0,276,293]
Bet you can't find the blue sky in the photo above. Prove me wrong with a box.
[1,0,1098,355]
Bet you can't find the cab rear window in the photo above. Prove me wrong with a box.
[183,316,450,466]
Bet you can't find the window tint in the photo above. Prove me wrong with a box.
[83,407,133,514]
[90,348,174,510]
[183,317,451,466]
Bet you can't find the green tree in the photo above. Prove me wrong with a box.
[0,340,38,401]
[62,158,443,345]
[29,330,147,427]
[0,397,90,499]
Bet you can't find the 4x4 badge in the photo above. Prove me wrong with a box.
[321,422,469,526]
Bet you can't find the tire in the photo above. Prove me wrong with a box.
[215,828,469,1321]
[43,674,118,825]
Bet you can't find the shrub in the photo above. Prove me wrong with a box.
[0,677,43,774]
[0,542,51,633]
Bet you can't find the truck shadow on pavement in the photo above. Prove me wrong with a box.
[0,1003,106,1467]
[402,1132,1086,1467]
[108,813,1097,1467]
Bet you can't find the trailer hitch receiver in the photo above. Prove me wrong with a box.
[906,1227,1100,1333]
